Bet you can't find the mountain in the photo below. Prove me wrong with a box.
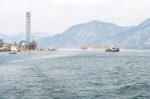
[0,32,50,43]
[38,19,150,49]
[38,21,130,48]
[122,18,150,49]
[0,33,7,39]
[1,19,150,49]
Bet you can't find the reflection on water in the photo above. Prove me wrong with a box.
[0,50,150,99]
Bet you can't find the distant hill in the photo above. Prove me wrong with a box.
[37,21,130,48]
[0,32,50,43]
[1,19,150,49]
[38,19,150,49]
[0,33,7,40]
[122,18,150,49]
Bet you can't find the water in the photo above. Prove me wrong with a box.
[0,50,150,99]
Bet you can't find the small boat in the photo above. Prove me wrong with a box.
[105,47,120,52]
[48,48,56,51]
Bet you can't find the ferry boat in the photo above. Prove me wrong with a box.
[105,47,120,52]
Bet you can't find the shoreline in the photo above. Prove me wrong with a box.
[1,48,150,53]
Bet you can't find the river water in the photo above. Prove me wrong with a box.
[0,50,150,99]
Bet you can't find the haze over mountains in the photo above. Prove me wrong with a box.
[1,19,150,49]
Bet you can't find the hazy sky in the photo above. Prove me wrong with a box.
[0,0,150,35]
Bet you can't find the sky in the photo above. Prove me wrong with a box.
[0,0,150,35]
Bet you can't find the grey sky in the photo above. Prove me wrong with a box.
[0,0,150,35]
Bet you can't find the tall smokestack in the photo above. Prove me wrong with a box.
[26,12,31,44]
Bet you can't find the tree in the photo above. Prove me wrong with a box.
[29,40,37,50]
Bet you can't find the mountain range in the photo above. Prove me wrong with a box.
[1,18,150,49]
[38,18,150,49]
[0,32,50,43]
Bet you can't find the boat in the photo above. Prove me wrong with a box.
[105,47,120,52]
[48,48,56,51]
